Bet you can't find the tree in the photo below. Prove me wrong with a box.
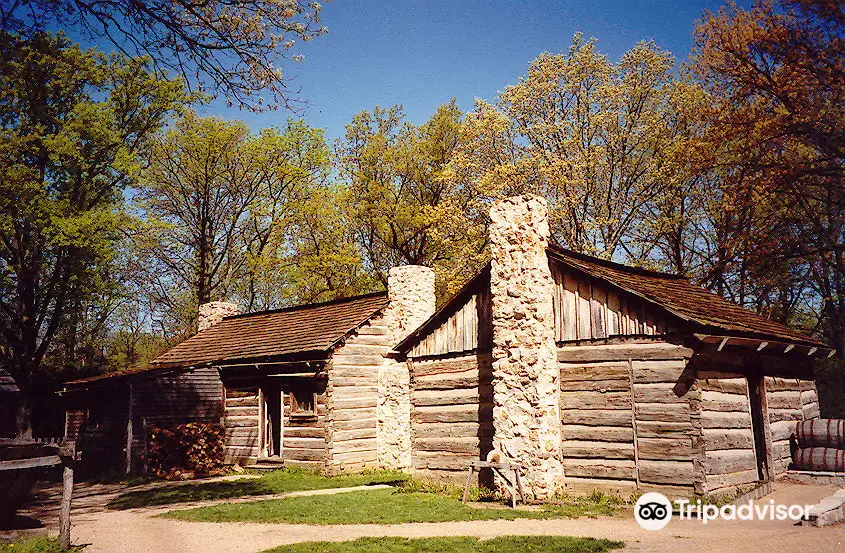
[2,0,326,110]
[338,101,488,297]
[691,0,844,354]
[0,32,184,435]
[138,114,329,331]
[452,35,688,261]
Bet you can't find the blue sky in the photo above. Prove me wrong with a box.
[203,1,736,141]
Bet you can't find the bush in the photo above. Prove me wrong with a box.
[146,422,225,478]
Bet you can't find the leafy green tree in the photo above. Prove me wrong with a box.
[0,32,184,435]
[338,101,488,297]
[137,114,330,330]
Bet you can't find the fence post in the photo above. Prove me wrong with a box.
[58,441,76,551]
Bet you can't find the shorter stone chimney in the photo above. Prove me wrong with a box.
[378,265,436,470]
[198,301,239,332]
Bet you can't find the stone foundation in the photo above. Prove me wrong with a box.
[378,265,436,470]
[198,301,239,332]
[488,195,563,500]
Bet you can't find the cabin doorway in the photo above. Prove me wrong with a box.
[260,383,283,459]
[747,374,772,481]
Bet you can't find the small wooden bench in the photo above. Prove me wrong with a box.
[462,459,525,508]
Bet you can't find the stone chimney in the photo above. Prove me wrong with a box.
[378,265,436,470]
[488,195,563,500]
[197,301,239,332]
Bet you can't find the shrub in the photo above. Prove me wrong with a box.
[146,422,225,478]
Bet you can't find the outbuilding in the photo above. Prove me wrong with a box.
[392,195,832,499]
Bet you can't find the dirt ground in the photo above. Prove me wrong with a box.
[5,479,845,553]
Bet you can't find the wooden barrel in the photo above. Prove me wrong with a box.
[795,419,845,449]
[792,447,845,472]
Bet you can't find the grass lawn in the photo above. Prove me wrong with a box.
[160,487,623,524]
[108,468,407,509]
[0,537,84,553]
[260,536,624,553]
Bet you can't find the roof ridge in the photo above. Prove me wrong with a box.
[547,244,687,280]
[224,290,388,320]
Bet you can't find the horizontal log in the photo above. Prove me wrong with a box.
[413,370,479,390]
[562,440,634,460]
[332,354,385,366]
[332,450,377,464]
[799,380,817,392]
[225,417,258,428]
[766,391,802,410]
[764,377,802,392]
[412,356,487,377]
[697,378,747,394]
[284,448,328,462]
[330,378,379,389]
[413,387,486,407]
[331,366,379,379]
[414,437,480,454]
[703,449,756,475]
[413,404,492,423]
[704,469,759,494]
[332,417,378,431]
[638,460,694,485]
[701,428,754,450]
[633,383,686,404]
[562,458,636,479]
[344,333,390,345]
[558,343,692,363]
[561,409,631,427]
[412,422,488,439]
[559,378,630,392]
[801,389,819,405]
[331,408,377,422]
[413,451,477,471]
[334,343,389,356]
[283,437,325,449]
[636,421,694,439]
[284,427,325,439]
[225,436,259,448]
[224,397,259,407]
[333,437,377,453]
[333,428,376,442]
[563,476,638,495]
[701,390,750,413]
[558,363,629,382]
[803,403,820,420]
[562,424,633,442]
[768,408,804,423]
[560,391,631,410]
[637,437,692,461]
[331,397,377,410]
[355,323,388,336]
[635,402,691,423]
[701,411,751,429]
[632,359,688,384]
[225,406,259,417]
[769,420,797,442]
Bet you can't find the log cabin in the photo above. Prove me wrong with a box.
[391,195,834,499]
[61,266,436,475]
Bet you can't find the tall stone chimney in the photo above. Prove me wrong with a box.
[378,265,436,470]
[198,301,239,332]
[488,195,563,500]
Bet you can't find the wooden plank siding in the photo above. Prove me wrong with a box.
[549,258,674,342]
[409,353,494,483]
[408,285,492,359]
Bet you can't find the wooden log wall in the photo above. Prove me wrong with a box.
[282,382,329,470]
[558,341,695,495]
[326,315,391,473]
[765,377,819,475]
[409,353,493,483]
[223,388,259,464]
[696,373,758,494]
[550,260,674,342]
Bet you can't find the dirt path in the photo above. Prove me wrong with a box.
[10,480,845,553]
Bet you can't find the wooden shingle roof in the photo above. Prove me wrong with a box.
[547,247,827,348]
[150,292,389,368]
[0,368,19,393]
